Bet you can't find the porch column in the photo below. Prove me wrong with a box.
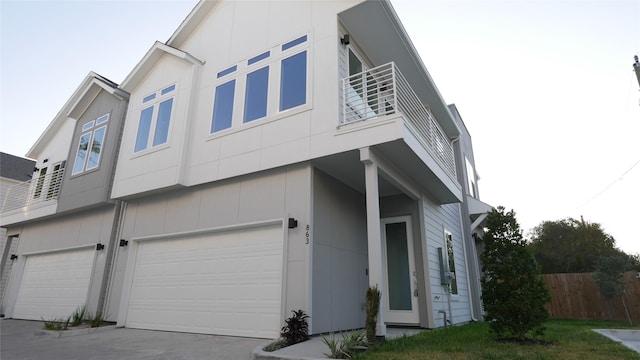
[361,148,386,337]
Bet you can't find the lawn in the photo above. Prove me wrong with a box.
[353,319,639,360]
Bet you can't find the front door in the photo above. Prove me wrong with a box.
[381,216,419,324]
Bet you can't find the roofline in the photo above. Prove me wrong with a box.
[26,72,121,158]
[121,41,204,92]
[167,0,219,47]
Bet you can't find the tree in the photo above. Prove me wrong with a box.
[593,254,634,325]
[481,207,550,340]
[528,217,634,274]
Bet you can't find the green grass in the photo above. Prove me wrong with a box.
[352,319,639,360]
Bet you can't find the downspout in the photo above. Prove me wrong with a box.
[97,200,125,315]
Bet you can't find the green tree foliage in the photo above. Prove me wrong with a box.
[593,254,635,324]
[528,218,636,274]
[481,207,550,340]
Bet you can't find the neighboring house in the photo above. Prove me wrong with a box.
[0,152,36,314]
[0,72,129,320]
[1,0,492,339]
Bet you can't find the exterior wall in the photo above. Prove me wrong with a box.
[311,169,368,334]
[31,118,76,172]
[106,163,311,322]
[112,54,195,197]
[58,90,128,212]
[423,199,472,326]
[2,206,117,317]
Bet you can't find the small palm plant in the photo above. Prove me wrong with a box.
[281,309,310,346]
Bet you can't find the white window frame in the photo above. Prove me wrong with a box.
[209,33,311,136]
[133,84,176,154]
[72,113,110,175]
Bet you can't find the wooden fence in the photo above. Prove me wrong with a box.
[542,271,640,322]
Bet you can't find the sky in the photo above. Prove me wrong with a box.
[1,0,639,255]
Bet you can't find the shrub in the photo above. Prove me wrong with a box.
[88,311,107,328]
[322,330,369,359]
[263,339,288,352]
[42,317,70,331]
[365,285,381,343]
[480,206,550,340]
[280,309,310,346]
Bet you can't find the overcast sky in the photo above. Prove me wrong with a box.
[1,0,639,254]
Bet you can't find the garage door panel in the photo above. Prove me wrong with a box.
[126,224,283,338]
[13,248,94,320]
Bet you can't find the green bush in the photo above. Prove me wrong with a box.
[322,330,369,359]
[480,206,550,340]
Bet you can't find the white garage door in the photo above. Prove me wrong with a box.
[125,224,284,338]
[13,248,95,320]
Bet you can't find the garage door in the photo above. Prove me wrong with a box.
[13,248,95,320]
[125,224,283,338]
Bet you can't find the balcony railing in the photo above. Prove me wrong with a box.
[340,62,456,178]
[1,167,65,213]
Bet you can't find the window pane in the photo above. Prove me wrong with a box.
[96,114,109,125]
[134,106,154,152]
[282,35,307,51]
[81,121,95,132]
[248,51,270,65]
[244,66,269,123]
[211,80,235,133]
[385,222,412,311]
[73,132,92,174]
[217,65,237,78]
[86,126,106,170]
[143,93,156,103]
[446,234,458,294]
[280,51,306,111]
[153,98,173,146]
[161,84,176,95]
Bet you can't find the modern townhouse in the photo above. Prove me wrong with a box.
[1,0,492,339]
[0,73,129,321]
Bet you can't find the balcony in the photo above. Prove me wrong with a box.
[1,167,65,220]
[340,62,456,180]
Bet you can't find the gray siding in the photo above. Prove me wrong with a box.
[57,91,127,213]
[312,169,367,334]
[423,198,472,326]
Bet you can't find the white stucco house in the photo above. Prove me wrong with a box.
[1,0,492,339]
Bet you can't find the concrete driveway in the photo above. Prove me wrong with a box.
[0,319,266,360]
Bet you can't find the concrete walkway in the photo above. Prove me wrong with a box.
[0,319,264,360]
[593,329,640,354]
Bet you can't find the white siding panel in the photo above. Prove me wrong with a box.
[125,224,283,338]
[13,248,95,320]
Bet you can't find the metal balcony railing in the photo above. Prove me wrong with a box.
[340,62,456,178]
[0,167,65,213]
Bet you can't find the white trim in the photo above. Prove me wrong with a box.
[21,243,97,257]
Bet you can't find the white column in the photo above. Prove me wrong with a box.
[362,154,386,337]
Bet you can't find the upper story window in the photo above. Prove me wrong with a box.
[210,34,309,134]
[72,113,109,175]
[465,157,477,198]
[134,84,176,153]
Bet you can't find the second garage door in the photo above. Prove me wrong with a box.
[125,224,284,338]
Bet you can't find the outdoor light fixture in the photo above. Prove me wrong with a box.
[288,218,298,229]
[10,254,18,260]
[341,34,350,45]
[119,239,129,247]
[96,243,105,251]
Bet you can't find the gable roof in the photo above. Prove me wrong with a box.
[27,72,127,159]
[120,41,205,93]
[0,152,35,181]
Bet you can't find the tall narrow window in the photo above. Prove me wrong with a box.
[72,114,109,175]
[445,231,458,294]
[244,67,269,123]
[211,80,235,133]
[33,167,47,198]
[46,161,65,200]
[280,51,306,111]
[134,84,175,152]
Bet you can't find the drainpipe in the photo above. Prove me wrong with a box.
[634,55,640,90]
[96,200,126,315]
